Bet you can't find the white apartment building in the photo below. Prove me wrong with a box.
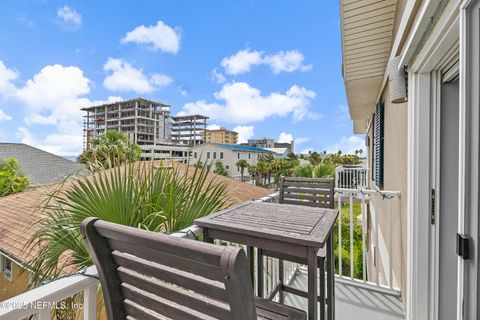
[190,143,273,179]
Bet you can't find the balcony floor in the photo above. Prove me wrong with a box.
[284,270,405,320]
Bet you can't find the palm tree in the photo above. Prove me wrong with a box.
[78,130,141,170]
[247,164,257,184]
[256,161,268,185]
[26,162,228,284]
[236,159,248,182]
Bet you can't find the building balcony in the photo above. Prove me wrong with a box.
[0,190,404,320]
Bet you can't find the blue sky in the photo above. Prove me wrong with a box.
[0,0,363,156]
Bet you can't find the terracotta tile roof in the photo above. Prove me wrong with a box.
[0,162,272,270]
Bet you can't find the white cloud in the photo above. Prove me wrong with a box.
[17,64,90,130]
[0,109,12,121]
[326,136,365,155]
[1,60,125,156]
[277,132,308,145]
[0,61,19,96]
[181,82,316,124]
[233,125,254,144]
[207,124,221,130]
[220,49,312,75]
[103,58,172,93]
[264,50,312,74]
[57,6,82,30]
[18,127,83,156]
[211,68,226,84]
[121,20,181,54]
[221,49,263,75]
[278,132,293,143]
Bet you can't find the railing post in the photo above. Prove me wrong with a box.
[375,195,380,286]
[361,194,366,283]
[349,194,354,279]
[388,199,393,289]
[337,193,342,277]
[83,284,97,320]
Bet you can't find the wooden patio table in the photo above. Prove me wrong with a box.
[194,201,338,320]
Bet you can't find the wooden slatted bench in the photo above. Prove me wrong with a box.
[81,217,307,320]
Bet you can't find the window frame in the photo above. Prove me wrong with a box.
[1,256,13,281]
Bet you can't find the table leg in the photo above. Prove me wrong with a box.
[278,259,284,304]
[203,228,214,243]
[247,246,255,285]
[308,247,318,320]
[257,248,264,298]
[319,257,325,320]
[326,232,334,320]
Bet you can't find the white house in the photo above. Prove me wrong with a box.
[190,143,273,179]
[264,147,289,159]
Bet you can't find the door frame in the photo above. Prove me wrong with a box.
[459,0,480,319]
[430,52,460,320]
[406,0,462,319]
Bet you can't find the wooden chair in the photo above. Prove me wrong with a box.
[261,177,335,319]
[81,217,307,320]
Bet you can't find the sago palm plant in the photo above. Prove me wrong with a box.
[25,161,228,284]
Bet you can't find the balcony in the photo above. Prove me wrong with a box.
[0,189,404,319]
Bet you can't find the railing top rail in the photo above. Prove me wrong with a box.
[0,266,99,319]
[335,187,401,198]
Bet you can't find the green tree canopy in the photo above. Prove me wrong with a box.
[213,160,228,176]
[0,158,29,196]
[78,130,141,171]
[236,159,248,181]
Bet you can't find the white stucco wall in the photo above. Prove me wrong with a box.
[191,144,269,178]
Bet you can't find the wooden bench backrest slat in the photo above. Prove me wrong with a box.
[107,239,224,281]
[81,218,258,320]
[118,267,231,319]
[279,177,335,209]
[121,283,212,320]
[94,221,224,266]
[112,252,227,302]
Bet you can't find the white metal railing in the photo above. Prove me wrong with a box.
[335,165,369,190]
[0,266,98,320]
[0,193,289,319]
[334,187,401,292]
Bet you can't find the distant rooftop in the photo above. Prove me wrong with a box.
[0,143,87,186]
[81,97,170,111]
[210,143,273,153]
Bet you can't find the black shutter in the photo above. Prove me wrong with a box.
[374,101,384,189]
[371,113,375,181]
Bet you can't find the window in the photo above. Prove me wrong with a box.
[220,152,224,159]
[207,152,211,159]
[1,256,12,281]
[213,152,217,159]
[225,165,230,169]
[237,153,240,159]
[248,153,251,159]
[194,152,197,159]
[373,101,384,189]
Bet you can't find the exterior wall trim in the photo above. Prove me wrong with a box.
[407,2,461,319]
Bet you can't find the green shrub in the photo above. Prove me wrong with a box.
[0,158,29,196]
